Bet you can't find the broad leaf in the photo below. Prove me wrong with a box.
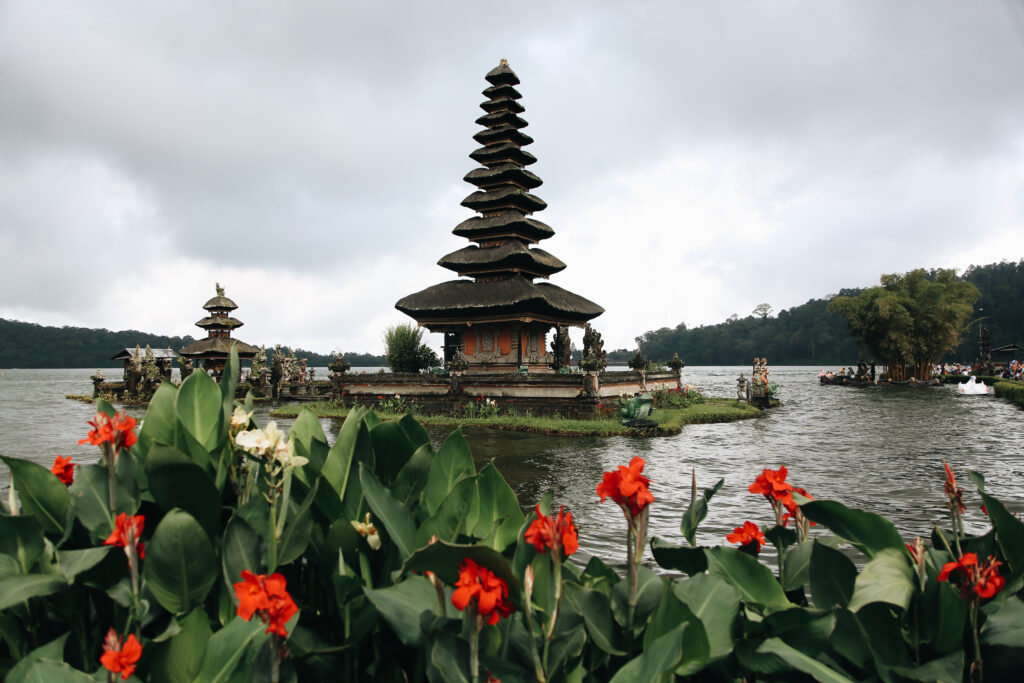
[68,464,114,537]
[609,622,687,683]
[848,548,914,613]
[0,514,45,572]
[149,607,212,683]
[757,637,854,683]
[56,546,111,582]
[398,413,431,450]
[651,537,707,575]
[370,421,416,485]
[222,515,262,591]
[783,540,813,591]
[971,471,1024,572]
[136,381,180,456]
[10,659,92,682]
[422,428,474,516]
[981,595,1024,648]
[403,540,521,604]
[563,581,626,656]
[680,477,723,546]
[4,632,69,683]
[802,500,904,558]
[643,589,710,676]
[809,540,857,609]
[364,575,441,648]
[706,546,791,611]
[145,444,221,540]
[316,407,371,520]
[0,574,66,611]
[277,480,318,566]
[673,572,741,661]
[144,509,219,615]
[359,464,417,560]
[468,462,525,551]
[415,475,476,547]
[1,456,71,537]
[390,444,432,508]
[194,616,267,683]
[175,370,222,452]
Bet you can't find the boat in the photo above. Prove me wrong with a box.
[956,376,990,396]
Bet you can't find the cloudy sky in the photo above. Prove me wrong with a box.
[2,1,1023,355]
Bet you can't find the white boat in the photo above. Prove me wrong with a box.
[956,376,990,395]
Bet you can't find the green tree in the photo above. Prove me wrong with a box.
[384,323,439,373]
[827,269,979,381]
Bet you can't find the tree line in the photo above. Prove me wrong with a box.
[0,318,386,368]
[634,260,1024,366]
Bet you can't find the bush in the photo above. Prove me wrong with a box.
[384,323,439,373]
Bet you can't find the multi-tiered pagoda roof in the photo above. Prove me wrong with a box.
[396,60,603,329]
[179,284,258,361]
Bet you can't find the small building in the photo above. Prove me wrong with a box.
[992,343,1023,366]
[178,284,259,378]
[110,347,177,380]
[396,60,603,373]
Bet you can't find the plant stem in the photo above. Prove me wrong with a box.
[545,555,562,641]
[469,611,482,683]
[969,603,983,683]
[359,551,373,590]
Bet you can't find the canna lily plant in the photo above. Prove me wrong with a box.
[0,344,1020,681]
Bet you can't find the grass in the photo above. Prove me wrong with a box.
[269,397,762,437]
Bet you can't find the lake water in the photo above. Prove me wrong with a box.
[1,366,1021,568]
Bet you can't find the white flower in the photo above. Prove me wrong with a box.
[272,437,308,469]
[234,428,272,456]
[351,513,381,550]
[230,406,253,429]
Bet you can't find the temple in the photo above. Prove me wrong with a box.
[179,284,259,377]
[396,60,603,374]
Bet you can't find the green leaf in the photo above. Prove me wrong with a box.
[194,617,268,683]
[422,428,475,516]
[783,540,813,591]
[3,631,68,683]
[580,555,621,595]
[315,407,371,520]
[643,590,710,676]
[650,537,707,575]
[891,651,965,683]
[175,370,223,452]
[757,637,855,683]
[673,572,741,661]
[277,480,318,566]
[359,464,417,560]
[68,464,114,537]
[544,624,587,680]
[364,575,441,648]
[802,500,904,558]
[222,515,262,591]
[10,659,92,682]
[971,472,1024,572]
[706,546,791,611]
[609,622,687,683]
[398,413,431,450]
[847,548,914,613]
[370,421,416,485]
[468,462,525,551]
[982,595,1024,648]
[403,540,521,604]
[288,409,329,475]
[149,607,212,683]
[612,565,664,632]
[145,444,221,540]
[763,608,836,655]
[144,508,219,615]
[680,477,723,546]
[562,581,626,655]
[0,574,66,611]
[219,344,239,442]
[428,632,470,683]
[56,547,111,582]
[136,381,180,456]
[390,444,432,508]
[0,514,45,572]
[809,540,857,609]
[1,457,71,537]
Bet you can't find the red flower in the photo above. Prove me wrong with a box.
[103,513,145,560]
[781,487,815,527]
[51,455,74,486]
[749,465,794,507]
[943,462,966,515]
[726,521,766,552]
[596,456,655,516]
[451,558,515,625]
[79,411,137,452]
[100,628,142,680]
[524,504,579,557]
[234,570,299,637]
[938,552,1005,601]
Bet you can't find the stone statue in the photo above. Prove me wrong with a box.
[179,355,194,380]
[91,369,106,398]
[579,323,607,372]
[216,282,225,297]
[736,374,747,402]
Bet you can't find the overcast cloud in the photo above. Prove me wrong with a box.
[2,1,1023,355]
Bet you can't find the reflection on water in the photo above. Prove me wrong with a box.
[2,367,1021,568]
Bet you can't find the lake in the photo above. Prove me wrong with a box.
[1,366,1021,568]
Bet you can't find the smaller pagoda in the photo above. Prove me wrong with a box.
[178,284,258,377]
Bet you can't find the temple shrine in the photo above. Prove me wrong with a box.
[178,284,259,377]
[396,60,603,374]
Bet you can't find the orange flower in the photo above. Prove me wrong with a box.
[100,628,142,680]
[51,455,74,486]
[524,504,579,557]
[103,513,145,560]
[451,558,515,625]
[749,465,794,507]
[726,521,766,552]
[234,570,298,637]
[938,552,1005,601]
[596,456,655,516]
[781,487,815,527]
[943,462,966,515]
[79,411,137,452]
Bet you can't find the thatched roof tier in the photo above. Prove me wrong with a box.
[179,338,259,359]
[473,126,534,148]
[482,84,521,100]
[470,143,537,167]
[464,165,542,190]
[485,61,520,86]
[111,348,178,360]
[453,211,554,243]
[397,276,602,326]
[479,97,524,114]
[475,110,528,129]
[195,316,244,329]
[461,187,546,214]
[438,242,566,277]
[203,295,238,311]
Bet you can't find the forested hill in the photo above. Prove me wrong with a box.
[0,319,387,368]
[635,260,1024,365]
